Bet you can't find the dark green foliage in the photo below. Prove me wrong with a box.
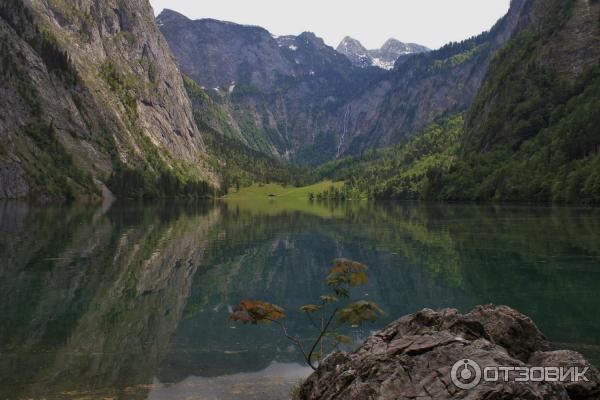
[107,164,214,200]
[0,0,78,85]
[437,66,600,204]
[317,115,464,200]
[464,5,572,153]
[203,128,314,190]
[36,29,78,85]
[312,184,362,202]
[100,61,138,121]
[22,121,96,200]
[432,0,600,204]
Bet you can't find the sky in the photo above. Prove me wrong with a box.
[149,0,511,50]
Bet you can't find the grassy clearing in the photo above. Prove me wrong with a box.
[224,181,344,200]
[223,181,348,217]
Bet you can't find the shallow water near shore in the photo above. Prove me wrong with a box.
[0,199,599,399]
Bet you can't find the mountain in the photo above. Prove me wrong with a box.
[159,1,533,164]
[0,0,214,200]
[337,37,429,70]
[320,0,600,205]
[442,0,600,203]
[336,37,372,68]
[158,9,385,162]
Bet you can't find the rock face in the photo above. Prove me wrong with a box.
[336,37,373,68]
[337,37,429,70]
[0,0,211,199]
[296,305,600,400]
[159,0,535,163]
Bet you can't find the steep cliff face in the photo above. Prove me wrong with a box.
[159,1,533,164]
[0,0,212,200]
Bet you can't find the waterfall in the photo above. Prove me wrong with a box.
[337,105,351,158]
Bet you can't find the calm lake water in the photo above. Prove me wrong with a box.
[1,199,599,399]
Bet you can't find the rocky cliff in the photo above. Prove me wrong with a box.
[0,0,213,200]
[296,305,600,400]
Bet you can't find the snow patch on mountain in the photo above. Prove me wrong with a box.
[336,36,429,70]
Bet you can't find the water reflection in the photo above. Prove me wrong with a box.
[148,363,311,400]
[0,200,599,399]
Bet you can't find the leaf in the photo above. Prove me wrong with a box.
[299,304,321,313]
[229,300,286,324]
[334,334,352,344]
[319,295,338,304]
[349,271,368,286]
[310,351,322,361]
[229,308,254,324]
[338,301,384,326]
[327,259,369,289]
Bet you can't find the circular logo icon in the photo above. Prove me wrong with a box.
[451,359,482,390]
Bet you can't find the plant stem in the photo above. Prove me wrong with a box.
[306,308,338,368]
[268,318,315,370]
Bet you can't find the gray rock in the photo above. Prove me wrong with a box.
[0,163,29,199]
[295,305,599,400]
[468,304,550,362]
[529,350,600,400]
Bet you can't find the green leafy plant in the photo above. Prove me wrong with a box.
[229,259,384,370]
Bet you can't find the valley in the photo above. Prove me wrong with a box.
[1,1,600,398]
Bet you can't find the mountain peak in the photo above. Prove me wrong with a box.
[379,38,429,55]
[336,37,371,68]
[336,36,429,70]
[298,31,327,48]
[156,9,190,25]
[381,38,402,48]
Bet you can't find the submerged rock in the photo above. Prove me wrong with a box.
[295,305,600,400]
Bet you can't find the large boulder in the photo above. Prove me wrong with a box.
[295,305,599,400]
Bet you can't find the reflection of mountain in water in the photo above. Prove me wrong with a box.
[0,202,220,399]
[0,201,599,399]
[161,203,600,382]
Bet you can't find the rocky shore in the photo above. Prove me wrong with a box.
[295,305,600,400]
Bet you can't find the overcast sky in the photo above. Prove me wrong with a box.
[149,0,511,50]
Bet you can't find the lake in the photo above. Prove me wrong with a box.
[0,199,599,399]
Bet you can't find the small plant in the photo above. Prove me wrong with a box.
[229,259,384,370]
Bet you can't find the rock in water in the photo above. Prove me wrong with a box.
[295,305,600,400]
